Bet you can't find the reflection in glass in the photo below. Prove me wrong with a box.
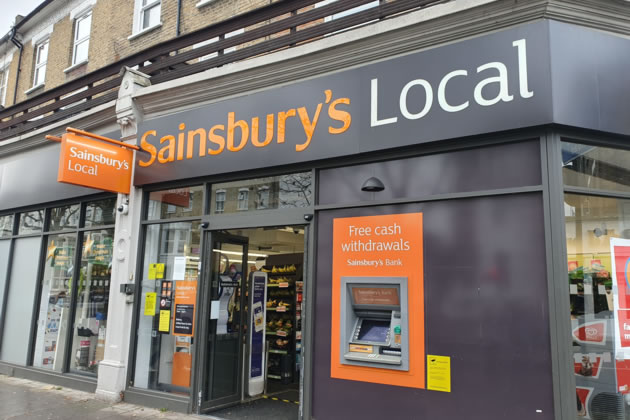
[18,210,44,234]
[147,186,204,220]
[0,215,14,237]
[562,141,630,193]
[33,234,76,371]
[211,172,312,214]
[69,229,113,375]
[133,221,200,393]
[49,204,80,231]
[85,198,116,227]
[565,194,630,419]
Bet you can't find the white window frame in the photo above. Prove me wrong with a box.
[71,10,92,66]
[215,190,226,213]
[32,38,49,88]
[130,0,162,39]
[0,68,9,107]
[237,188,249,211]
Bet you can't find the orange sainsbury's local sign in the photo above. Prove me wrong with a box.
[49,128,136,194]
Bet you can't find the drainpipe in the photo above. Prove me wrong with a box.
[9,27,23,106]
[176,0,182,37]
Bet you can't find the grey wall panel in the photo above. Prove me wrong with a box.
[318,140,541,205]
[0,237,41,365]
[0,144,100,211]
[313,194,552,420]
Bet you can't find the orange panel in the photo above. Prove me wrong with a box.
[57,132,133,194]
[331,212,425,388]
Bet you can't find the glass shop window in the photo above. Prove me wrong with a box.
[147,186,204,221]
[18,210,44,234]
[49,204,80,231]
[133,221,200,393]
[85,198,116,228]
[0,214,14,237]
[210,172,312,214]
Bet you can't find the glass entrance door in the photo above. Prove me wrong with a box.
[200,232,248,412]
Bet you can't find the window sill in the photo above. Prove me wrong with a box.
[128,23,162,41]
[196,0,218,8]
[25,84,44,95]
[63,60,88,74]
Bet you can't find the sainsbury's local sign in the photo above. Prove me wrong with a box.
[57,132,133,194]
[134,21,557,185]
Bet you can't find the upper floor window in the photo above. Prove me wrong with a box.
[215,190,226,213]
[0,69,8,107]
[141,0,161,30]
[33,39,49,87]
[72,11,92,65]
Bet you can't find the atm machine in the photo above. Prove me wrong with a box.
[340,276,409,371]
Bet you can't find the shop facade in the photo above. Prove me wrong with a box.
[2,2,630,419]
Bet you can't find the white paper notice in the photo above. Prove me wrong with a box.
[570,284,578,295]
[599,285,607,295]
[584,285,593,295]
[210,300,220,320]
[173,256,186,280]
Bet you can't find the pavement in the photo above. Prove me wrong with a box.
[0,375,215,420]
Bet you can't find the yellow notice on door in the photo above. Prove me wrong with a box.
[156,263,165,279]
[148,264,157,280]
[159,310,171,332]
[144,292,156,316]
[427,355,451,392]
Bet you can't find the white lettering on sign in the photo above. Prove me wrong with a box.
[370,38,534,127]
[69,146,130,170]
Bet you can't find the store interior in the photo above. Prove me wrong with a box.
[212,225,305,420]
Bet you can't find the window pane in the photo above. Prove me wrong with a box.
[69,229,113,376]
[0,215,14,237]
[33,233,76,371]
[34,64,46,86]
[562,141,630,193]
[211,172,312,214]
[19,210,44,234]
[73,40,89,64]
[147,186,204,221]
[133,221,200,393]
[0,237,41,365]
[75,13,91,41]
[37,42,48,64]
[142,4,160,29]
[49,204,80,231]
[565,193,630,419]
[85,198,116,227]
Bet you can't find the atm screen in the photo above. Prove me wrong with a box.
[357,319,390,342]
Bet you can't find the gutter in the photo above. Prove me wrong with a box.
[9,27,23,106]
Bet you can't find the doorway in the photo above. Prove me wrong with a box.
[199,226,306,419]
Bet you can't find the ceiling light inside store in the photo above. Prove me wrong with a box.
[212,249,268,258]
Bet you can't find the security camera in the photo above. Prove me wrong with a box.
[303,214,313,222]
[117,203,129,215]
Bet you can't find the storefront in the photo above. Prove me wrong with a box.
[3,5,630,420]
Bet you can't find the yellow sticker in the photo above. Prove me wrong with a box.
[159,310,171,332]
[144,292,156,316]
[156,263,165,279]
[148,264,157,280]
[427,355,451,392]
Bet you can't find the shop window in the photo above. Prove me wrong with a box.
[237,188,249,211]
[215,190,226,213]
[18,210,44,234]
[147,186,204,221]
[72,11,92,65]
[133,221,200,393]
[257,186,270,209]
[84,198,116,228]
[69,229,113,375]
[49,204,80,231]
[562,141,630,193]
[32,39,49,88]
[32,234,77,371]
[210,172,312,214]
[0,214,14,237]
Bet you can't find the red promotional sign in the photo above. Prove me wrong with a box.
[572,321,606,345]
[618,310,630,348]
[613,245,630,309]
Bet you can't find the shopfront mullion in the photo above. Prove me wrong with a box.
[62,229,84,373]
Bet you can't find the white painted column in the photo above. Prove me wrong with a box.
[96,68,150,402]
